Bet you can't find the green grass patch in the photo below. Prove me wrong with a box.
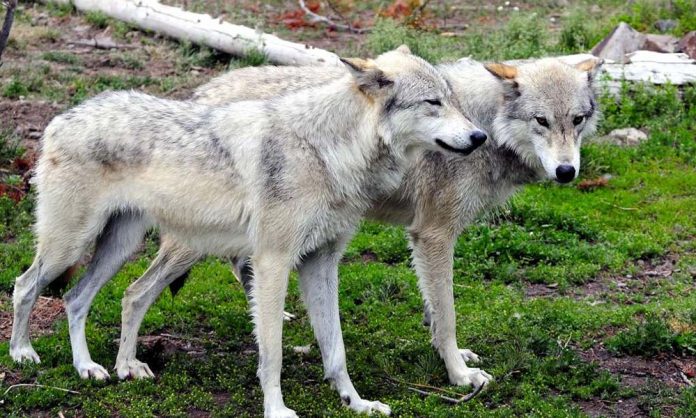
[607,313,696,357]
[41,51,82,65]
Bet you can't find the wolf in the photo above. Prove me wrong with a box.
[107,53,603,399]
[9,48,485,417]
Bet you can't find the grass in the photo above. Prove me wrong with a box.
[0,1,695,417]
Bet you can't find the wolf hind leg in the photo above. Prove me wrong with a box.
[116,239,199,380]
[10,209,107,364]
[63,211,150,380]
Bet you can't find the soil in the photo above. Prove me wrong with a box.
[525,252,693,303]
[576,344,694,417]
[0,295,65,341]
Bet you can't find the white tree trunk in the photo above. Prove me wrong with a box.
[46,0,342,67]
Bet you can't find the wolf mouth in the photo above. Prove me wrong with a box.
[435,139,477,155]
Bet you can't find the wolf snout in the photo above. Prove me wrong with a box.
[555,165,576,183]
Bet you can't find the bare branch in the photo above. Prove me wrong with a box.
[384,376,484,404]
[0,0,18,64]
[298,0,369,34]
[680,371,694,387]
[68,38,139,50]
[3,383,81,397]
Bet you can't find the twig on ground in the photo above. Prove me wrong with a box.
[68,38,138,50]
[0,0,18,65]
[3,383,81,397]
[384,376,484,404]
[325,0,353,32]
[297,0,369,34]
[600,199,638,211]
[414,0,432,16]
[679,371,694,387]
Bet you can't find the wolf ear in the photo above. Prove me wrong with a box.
[341,57,394,95]
[395,44,412,54]
[484,62,518,80]
[574,57,604,83]
[485,62,520,100]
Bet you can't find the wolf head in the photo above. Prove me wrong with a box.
[486,58,603,183]
[341,46,487,156]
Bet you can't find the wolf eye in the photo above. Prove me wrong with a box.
[573,115,585,125]
[535,116,549,128]
[424,99,442,106]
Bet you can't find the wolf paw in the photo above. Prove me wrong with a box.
[116,359,155,380]
[449,367,493,388]
[459,349,481,364]
[75,361,110,380]
[346,398,391,415]
[264,406,298,418]
[10,345,41,364]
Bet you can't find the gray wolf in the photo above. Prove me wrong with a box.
[111,53,603,404]
[9,48,484,418]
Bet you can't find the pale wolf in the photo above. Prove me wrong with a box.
[112,54,603,403]
[9,48,485,417]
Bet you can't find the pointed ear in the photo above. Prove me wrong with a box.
[574,57,604,82]
[395,44,412,54]
[340,57,393,95]
[485,62,520,100]
[484,62,518,80]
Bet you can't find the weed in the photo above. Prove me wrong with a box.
[41,51,82,65]
[228,47,269,69]
[607,313,696,356]
[176,41,230,70]
[2,77,28,99]
[84,10,110,29]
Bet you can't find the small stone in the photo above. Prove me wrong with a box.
[588,128,648,147]
[679,31,696,60]
[654,19,677,33]
[643,34,680,53]
[609,128,648,146]
[293,345,311,355]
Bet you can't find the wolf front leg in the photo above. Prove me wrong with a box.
[298,239,391,416]
[409,227,492,388]
[252,251,296,418]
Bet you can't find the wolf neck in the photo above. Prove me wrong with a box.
[272,75,403,200]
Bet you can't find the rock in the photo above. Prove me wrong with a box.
[654,19,677,33]
[592,22,645,63]
[643,34,679,53]
[591,128,648,146]
[679,31,696,59]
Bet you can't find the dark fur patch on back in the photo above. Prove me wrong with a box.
[261,136,291,201]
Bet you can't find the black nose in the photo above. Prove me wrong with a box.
[555,165,576,183]
[469,131,487,147]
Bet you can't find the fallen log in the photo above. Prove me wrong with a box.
[43,0,342,67]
